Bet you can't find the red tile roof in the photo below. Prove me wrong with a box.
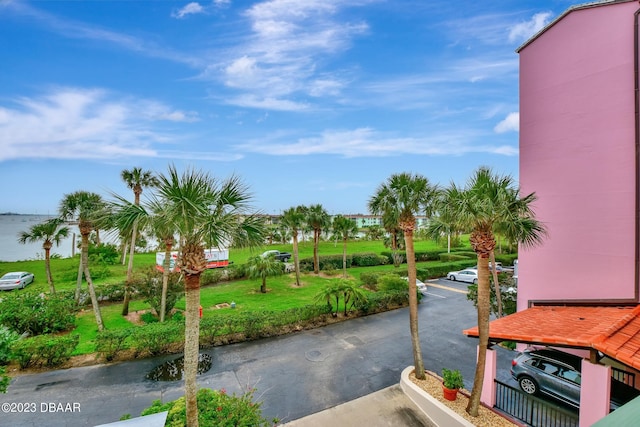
[463,305,640,370]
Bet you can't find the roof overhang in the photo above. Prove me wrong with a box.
[463,305,640,370]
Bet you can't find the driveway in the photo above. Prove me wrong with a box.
[1,278,516,426]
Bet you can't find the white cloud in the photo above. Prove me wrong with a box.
[210,0,370,109]
[235,127,518,158]
[508,12,553,43]
[0,88,208,161]
[494,112,519,133]
[172,2,205,19]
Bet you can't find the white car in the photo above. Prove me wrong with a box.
[405,277,428,295]
[0,271,35,290]
[447,269,478,284]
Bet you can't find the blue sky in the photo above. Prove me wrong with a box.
[0,0,573,215]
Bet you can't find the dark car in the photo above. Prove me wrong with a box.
[511,348,640,410]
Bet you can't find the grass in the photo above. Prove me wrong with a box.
[2,238,478,357]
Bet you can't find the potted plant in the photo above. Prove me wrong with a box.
[442,368,464,401]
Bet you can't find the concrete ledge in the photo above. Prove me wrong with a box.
[400,366,475,427]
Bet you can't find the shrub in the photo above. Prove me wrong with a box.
[0,293,76,335]
[359,272,380,288]
[467,275,517,317]
[132,267,183,318]
[140,387,275,427]
[129,322,184,357]
[0,326,20,365]
[225,264,247,281]
[201,269,224,286]
[351,252,387,267]
[438,253,471,262]
[11,334,79,369]
[300,255,351,272]
[95,328,133,361]
[0,366,8,393]
[88,243,120,265]
[378,274,408,293]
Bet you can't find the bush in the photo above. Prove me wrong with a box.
[467,275,517,317]
[95,328,133,361]
[132,267,183,318]
[351,252,387,267]
[11,334,79,369]
[201,269,224,286]
[0,293,76,335]
[378,274,408,293]
[0,326,20,365]
[129,322,184,357]
[140,387,275,426]
[359,272,380,288]
[88,243,120,265]
[0,366,8,393]
[438,253,471,262]
[299,255,351,272]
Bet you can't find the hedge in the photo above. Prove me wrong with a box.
[11,334,79,369]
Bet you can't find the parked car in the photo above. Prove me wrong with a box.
[446,269,478,284]
[403,277,428,295]
[262,250,292,262]
[468,262,512,273]
[0,271,35,290]
[511,347,640,409]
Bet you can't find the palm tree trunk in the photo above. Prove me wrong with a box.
[261,277,267,293]
[489,250,503,317]
[81,234,104,331]
[75,248,83,304]
[313,230,320,274]
[342,238,347,278]
[404,229,426,380]
[160,244,172,323]
[44,247,55,295]
[184,273,201,427]
[466,254,490,416]
[122,220,139,316]
[293,232,300,286]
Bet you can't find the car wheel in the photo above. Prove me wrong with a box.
[472,278,478,285]
[519,376,538,395]
[448,275,456,281]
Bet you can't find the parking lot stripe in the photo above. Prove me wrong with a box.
[426,282,467,294]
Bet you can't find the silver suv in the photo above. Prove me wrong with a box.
[510,348,639,409]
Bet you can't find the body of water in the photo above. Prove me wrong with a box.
[0,214,78,262]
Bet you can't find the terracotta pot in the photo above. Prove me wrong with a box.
[442,384,458,401]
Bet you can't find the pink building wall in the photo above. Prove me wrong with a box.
[518,1,638,308]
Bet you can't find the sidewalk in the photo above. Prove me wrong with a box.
[282,385,436,427]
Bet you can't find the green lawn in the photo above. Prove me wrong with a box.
[1,238,476,356]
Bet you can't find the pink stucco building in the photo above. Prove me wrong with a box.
[466,1,640,425]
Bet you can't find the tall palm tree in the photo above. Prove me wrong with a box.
[445,167,546,417]
[120,167,159,316]
[155,165,264,427]
[368,172,439,380]
[246,254,284,293]
[331,215,359,278]
[59,191,105,331]
[280,206,306,286]
[17,218,70,294]
[305,204,330,274]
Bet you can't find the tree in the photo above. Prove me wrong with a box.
[444,166,546,417]
[17,218,69,294]
[305,204,330,274]
[246,254,284,293]
[368,172,438,380]
[363,224,383,241]
[120,167,159,316]
[331,215,359,278]
[154,165,264,427]
[59,191,105,331]
[280,206,306,286]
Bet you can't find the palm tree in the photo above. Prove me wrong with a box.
[368,172,439,381]
[246,254,284,293]
[331,215,359,278]
[17,218,69,294]
[155,165,264,427]
[305,204,330,274]
[120,167,159,316]
[280,206,306,286]
[59,191,105,331]
[445,167,546,417]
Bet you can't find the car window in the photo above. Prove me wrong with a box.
[559,368,581,384]
[534,360,560,375]
[3,274,19,279]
